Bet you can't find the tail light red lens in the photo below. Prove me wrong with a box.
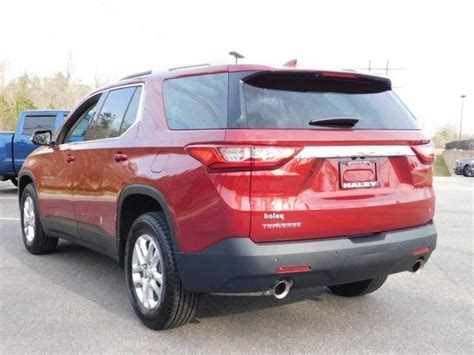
[277,265,311,274]
[186,145,300,172]
[411,143,435,165]
[414,246,431,255]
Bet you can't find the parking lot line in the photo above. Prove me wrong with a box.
[0,217,20,221]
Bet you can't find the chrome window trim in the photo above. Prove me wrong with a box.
[295,145,415,159]
[59,83,145,147]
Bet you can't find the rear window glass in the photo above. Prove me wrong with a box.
[229,72,419,130]
[163,73,228,129]
[22,115,56,135]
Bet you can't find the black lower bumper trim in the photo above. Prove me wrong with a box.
[176,223,437,293]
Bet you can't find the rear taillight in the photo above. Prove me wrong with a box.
[411,143,435,165]
[185,145,300,172]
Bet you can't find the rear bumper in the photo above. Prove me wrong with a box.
[176,222,437,293]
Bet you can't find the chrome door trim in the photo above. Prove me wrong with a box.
[295,145,415,159]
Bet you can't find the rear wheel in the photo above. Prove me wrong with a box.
[328,276,388,297]
[124,212,199,330]
[463,165,474,177]
[21,184,58,254]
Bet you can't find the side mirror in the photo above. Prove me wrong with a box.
[31,130,54,146]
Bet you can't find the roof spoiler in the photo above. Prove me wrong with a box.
[242,70,392,93]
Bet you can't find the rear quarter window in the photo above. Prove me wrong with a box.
[163,73,228,129]
[21,115,57,135]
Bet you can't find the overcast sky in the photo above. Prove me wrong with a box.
[1,0,472,136]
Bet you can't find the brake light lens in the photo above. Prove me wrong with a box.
[186,145,300,172]
[319,71,358,79]
[411,143,435,165]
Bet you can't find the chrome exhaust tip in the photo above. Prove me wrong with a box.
[273,280,292,299]
[411,258,425,274]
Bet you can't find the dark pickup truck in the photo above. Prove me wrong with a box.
[0,110,68,186]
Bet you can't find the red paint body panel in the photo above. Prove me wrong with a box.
[20,64,435,255]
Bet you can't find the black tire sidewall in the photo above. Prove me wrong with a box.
[124,215,171,324]
[463,165,474,177]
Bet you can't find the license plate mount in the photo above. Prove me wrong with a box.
[339,160,378,189]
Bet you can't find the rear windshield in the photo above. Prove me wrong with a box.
[163,71,419,130]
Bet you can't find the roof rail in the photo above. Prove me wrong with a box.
[120,63,213,80]
[120,70,152,81]
[168,63,211,71]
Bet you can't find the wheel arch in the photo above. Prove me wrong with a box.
[18,172,36,206]
[116,184,180,267]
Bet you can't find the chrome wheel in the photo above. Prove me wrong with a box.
[131,234,164,310]
[465,166,474,177]
[23,196,36,242]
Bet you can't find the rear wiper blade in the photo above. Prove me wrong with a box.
[309,117,359,128]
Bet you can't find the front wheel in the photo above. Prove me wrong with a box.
[328,276,388,297]
[21,184,58,254]
[463,165,474,177]
[124,212,199,330]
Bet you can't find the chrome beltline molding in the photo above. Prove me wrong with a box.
[295,145,415,159]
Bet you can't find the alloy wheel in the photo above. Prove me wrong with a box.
[131,234,164,309]
[23,196,36,242]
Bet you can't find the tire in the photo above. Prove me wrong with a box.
[20,184,58,254]
[328,276,388,297]
[10,177,18,187]
[463,165,474,177]
[124,212,199,330]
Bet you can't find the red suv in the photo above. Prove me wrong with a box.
[19,64,437,330]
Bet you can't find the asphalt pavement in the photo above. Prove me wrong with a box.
[0,177,473,353]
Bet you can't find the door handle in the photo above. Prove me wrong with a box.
[66,154,75,163]
[113,153,128,162]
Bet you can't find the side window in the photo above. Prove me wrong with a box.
[22,115,57,135]
[163,73,228,129]
[65,104,98,143]
[85,87,137,141]
[119,87,142,134]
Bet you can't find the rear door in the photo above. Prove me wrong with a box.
[226,71,435,243]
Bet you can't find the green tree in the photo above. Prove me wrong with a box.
[0,95,14,131]
[14,94,37,118]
